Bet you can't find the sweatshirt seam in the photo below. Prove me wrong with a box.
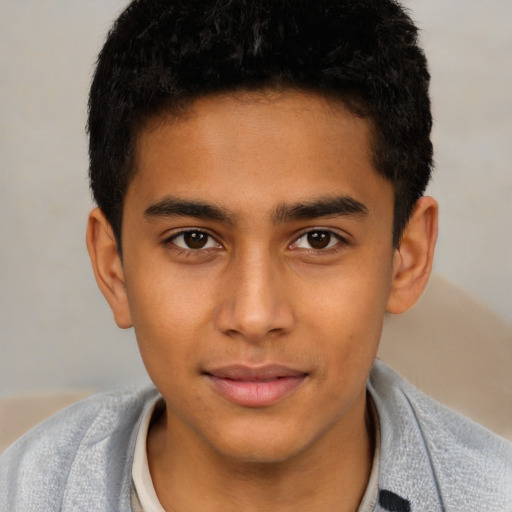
[399,388,447,512]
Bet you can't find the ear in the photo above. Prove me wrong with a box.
[86,207,133,328]
[386,196,438,314]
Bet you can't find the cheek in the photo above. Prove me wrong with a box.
[310,263,391,332]
[123,268,214,376]
[303,258,392,371]
[127,258,214,328]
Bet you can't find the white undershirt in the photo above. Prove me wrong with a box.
[132,396,166,512]
[131,398,380,512]
[356,396,381,512]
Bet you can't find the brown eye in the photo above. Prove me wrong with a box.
[292,229,343,251]
[171,230,219,250]
[306,231,331,249]
[183,231,208,249]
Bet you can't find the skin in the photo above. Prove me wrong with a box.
[87,89,437,512]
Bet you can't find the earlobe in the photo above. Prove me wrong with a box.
[86,208,133,328]
[386,197,438,314]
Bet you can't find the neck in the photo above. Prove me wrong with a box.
[147,392,374,512]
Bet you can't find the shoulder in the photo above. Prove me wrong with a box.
[369,360,512,511]
[0,385,160,512]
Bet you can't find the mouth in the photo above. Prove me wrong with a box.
[204,364,308,407]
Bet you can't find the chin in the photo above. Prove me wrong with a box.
[204,422,316,466]
[218,442,306,466]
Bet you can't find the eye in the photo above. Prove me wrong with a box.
[169,230,220,250]
[293,230,344,250]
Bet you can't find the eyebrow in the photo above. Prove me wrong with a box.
[143,195,369,225]
[144,197,233,223]
[271,196,369,223]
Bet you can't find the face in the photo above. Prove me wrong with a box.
[119,90,397,463]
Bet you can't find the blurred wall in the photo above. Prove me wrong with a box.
[0,0,511,395]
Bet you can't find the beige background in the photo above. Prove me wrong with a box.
[0,1,511,396]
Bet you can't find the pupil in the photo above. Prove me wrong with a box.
[307,231,330,249]
[184,231,207,249]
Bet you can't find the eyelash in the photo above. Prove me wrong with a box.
[163,228,348,255]
[165,229,221,256]
[291,229,348,254]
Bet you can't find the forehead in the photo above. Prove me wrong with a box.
[127,89,392,222]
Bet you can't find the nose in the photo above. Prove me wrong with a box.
[214,249,295,343]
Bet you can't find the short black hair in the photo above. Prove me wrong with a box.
[88,0,433,248]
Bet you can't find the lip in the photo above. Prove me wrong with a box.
[204,364,308,407]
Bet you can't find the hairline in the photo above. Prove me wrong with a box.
[115,85,398,254]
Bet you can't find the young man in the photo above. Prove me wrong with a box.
[1,1,511,511]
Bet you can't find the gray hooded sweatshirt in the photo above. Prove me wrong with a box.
[1,360,511,511]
